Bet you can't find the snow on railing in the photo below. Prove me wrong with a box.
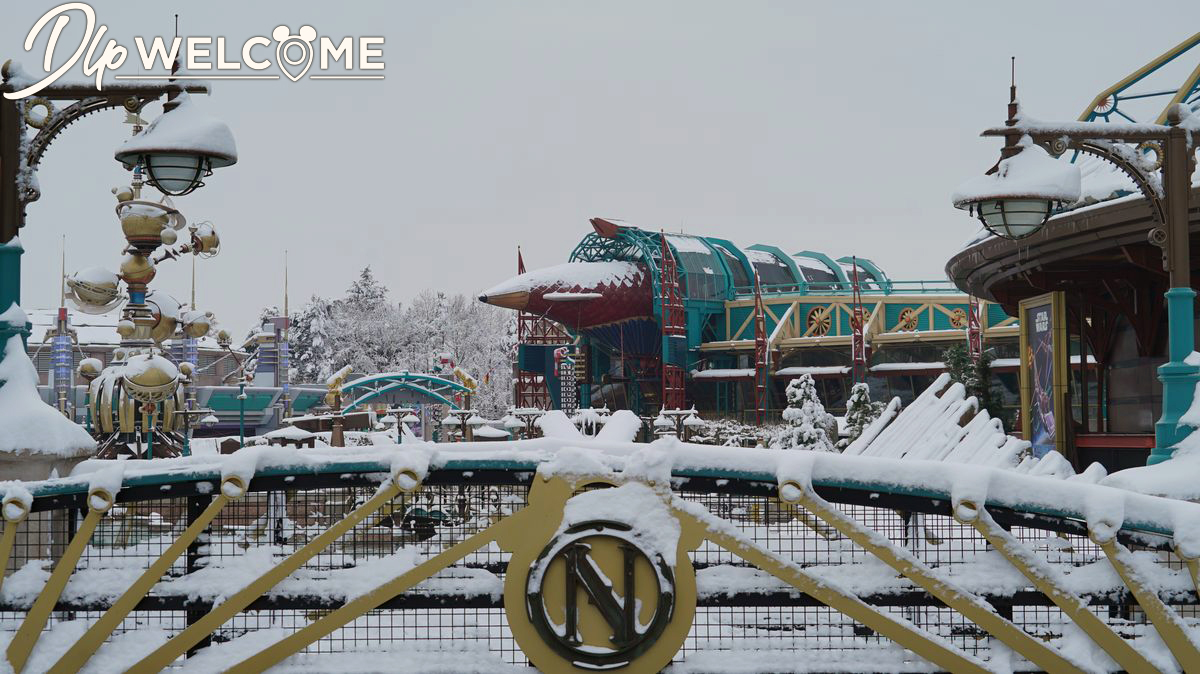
[843,373,1067,476]
[3,431,1199,545]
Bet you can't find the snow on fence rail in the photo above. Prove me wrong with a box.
[3,436,1200,671]
[7,434,1196,542]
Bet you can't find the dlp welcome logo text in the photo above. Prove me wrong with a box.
[5,2,385,99]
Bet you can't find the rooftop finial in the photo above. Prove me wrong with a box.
[1005,56,1020,128]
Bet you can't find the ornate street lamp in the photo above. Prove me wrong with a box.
[954,69,1199,464]
[441,412,464,442]
[113,93,237,197]
[952,76,1081,239]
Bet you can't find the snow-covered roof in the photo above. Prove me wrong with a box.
[543,292,603,301]
[264,425,316,440]
[479,261,644,297]
[690,368,755,380]
[869,362,945,373]
[775,366,851,377]
[665,234,714,255]
[745,249,783,265]
[991,355,1096,369]
[472,425,509,439]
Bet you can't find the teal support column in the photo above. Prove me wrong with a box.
[1150,287,1200,465]
[0,239,28,347]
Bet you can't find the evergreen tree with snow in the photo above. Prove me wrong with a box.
[773,374,836,451]
[942,344,1007,426]
[345,266,389,312]
[290,295,336,382]
[838,382,883,450]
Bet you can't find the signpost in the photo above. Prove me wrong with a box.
[1019,292,1067,458]
[555,346,578,416]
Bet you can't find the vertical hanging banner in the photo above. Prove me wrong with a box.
[967,297,983,362]
[1019,292,1067,458]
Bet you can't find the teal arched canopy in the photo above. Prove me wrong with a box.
[340,372,470,413]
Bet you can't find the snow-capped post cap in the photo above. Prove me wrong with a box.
[952,135,1080,241]
[114,92,237,197]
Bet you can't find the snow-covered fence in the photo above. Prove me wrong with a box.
[0,438,1197,672]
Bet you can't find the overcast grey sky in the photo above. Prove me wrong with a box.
[5,1,1199,334]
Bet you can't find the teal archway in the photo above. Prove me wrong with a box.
[340,372,470,413]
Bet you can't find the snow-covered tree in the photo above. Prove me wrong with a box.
[283,274,516,416]
[345,266,389,312]
[290,295,336,382]
[942,344,1007,426]
[838,382,883,450]
[772,374,836,451]
[244,305,281,342]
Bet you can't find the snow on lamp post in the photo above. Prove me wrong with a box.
[954,68,1200,465]
[442,412,465,443]
[1,62,231,467]
[952,134,1081,240]
[682,412,706,442]
[502,414,525,439]
[400,412,421,439]
[653,413,673,438]
[952,74,1081,240]
[465,413,486,442]
[113,92,237,197]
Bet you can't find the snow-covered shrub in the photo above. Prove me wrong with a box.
[773,374,836,451]
[837,382,883,450]
[942,343,1009,428]
[688,418,777,447]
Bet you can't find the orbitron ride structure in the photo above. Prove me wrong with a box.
[480,217,1016,418]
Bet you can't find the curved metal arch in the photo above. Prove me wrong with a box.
[794,249,850,289]
[341,371,469,395]
[836,255,892,293]
[571,226,670,319]
[26,95,156,172]
[1045,138,1167,227]
[342,380,461,413]
[703,236,754,297]
[745,244,806,291]
[1078,31,1200,124]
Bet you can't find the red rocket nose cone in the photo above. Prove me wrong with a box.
[478,290,530,311]
[479,261,653,330]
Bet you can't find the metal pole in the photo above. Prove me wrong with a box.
[1149,110,1198,464]
[182,408,192,457]
[185,493,212,657]
[0,96,26,349]
[239,380,246,448]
